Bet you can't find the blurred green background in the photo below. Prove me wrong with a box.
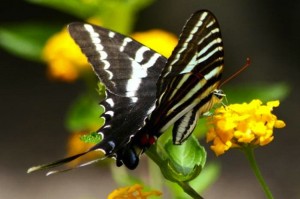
[0,0,299,198]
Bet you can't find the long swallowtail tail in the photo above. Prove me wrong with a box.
[28,10,224,173]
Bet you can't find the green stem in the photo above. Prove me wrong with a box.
[148,157,163,191]
[243,147,274,199]
[178,181,204,199]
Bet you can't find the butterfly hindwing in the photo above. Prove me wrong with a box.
[172,108,199,145]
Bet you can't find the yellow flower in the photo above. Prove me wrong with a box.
[131,29,178,58]
[206,99,286,156]
[43,28,89,81]
[108,184,162,199]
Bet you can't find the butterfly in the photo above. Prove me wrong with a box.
[28,10,224,173]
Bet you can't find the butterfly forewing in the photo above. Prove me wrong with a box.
[147,10,224,144]
[157,10,223,95]
[68,23,167,97]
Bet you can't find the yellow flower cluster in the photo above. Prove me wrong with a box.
[43,28,89,81]
[108,184,161,199]
[206,99,286,156]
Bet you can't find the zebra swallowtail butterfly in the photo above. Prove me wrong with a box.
[28,10,224,173]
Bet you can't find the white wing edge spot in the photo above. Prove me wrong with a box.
[108,31,115,38]
[106,70,113,80]
[106,98,115,107]
[135,46,150,63]
[131,97,138,103]
[105,110,114,117]
[120,37,132,52]
[147,104,156,115]
[95,148,106,155]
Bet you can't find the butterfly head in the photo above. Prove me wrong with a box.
[213,89,225,100]
[212,89,225,105]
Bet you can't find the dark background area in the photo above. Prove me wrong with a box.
[1,0,299,198]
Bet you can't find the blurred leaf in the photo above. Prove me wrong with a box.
[96,0,154,33]
[166,162,220,198]
[192,118,208,139]
[65,93,104,132]
[225,82,290,103]
[27,0,155,34]
[110,165,144,186]
[0,23,59,61]
[189,162,220,193]
[27,0,99,19]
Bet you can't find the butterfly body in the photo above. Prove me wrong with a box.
[28,10,224,173]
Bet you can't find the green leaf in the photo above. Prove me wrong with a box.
[225,82,290,103]
[0,23,59,61]
[189,162,221,193]
[65,93,104,132]
[27,0,99,19]
[164,136,206,182]
[147,135,206,183]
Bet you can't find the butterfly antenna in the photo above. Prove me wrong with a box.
[219,57,251,88]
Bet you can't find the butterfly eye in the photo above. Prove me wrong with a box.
[213,89,225,100]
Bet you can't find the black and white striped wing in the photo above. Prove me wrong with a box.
[69,23,167,97]
[158,10,223,94]
[28,24,167,173]
[148,10,224,144]
[68,23,168,169]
